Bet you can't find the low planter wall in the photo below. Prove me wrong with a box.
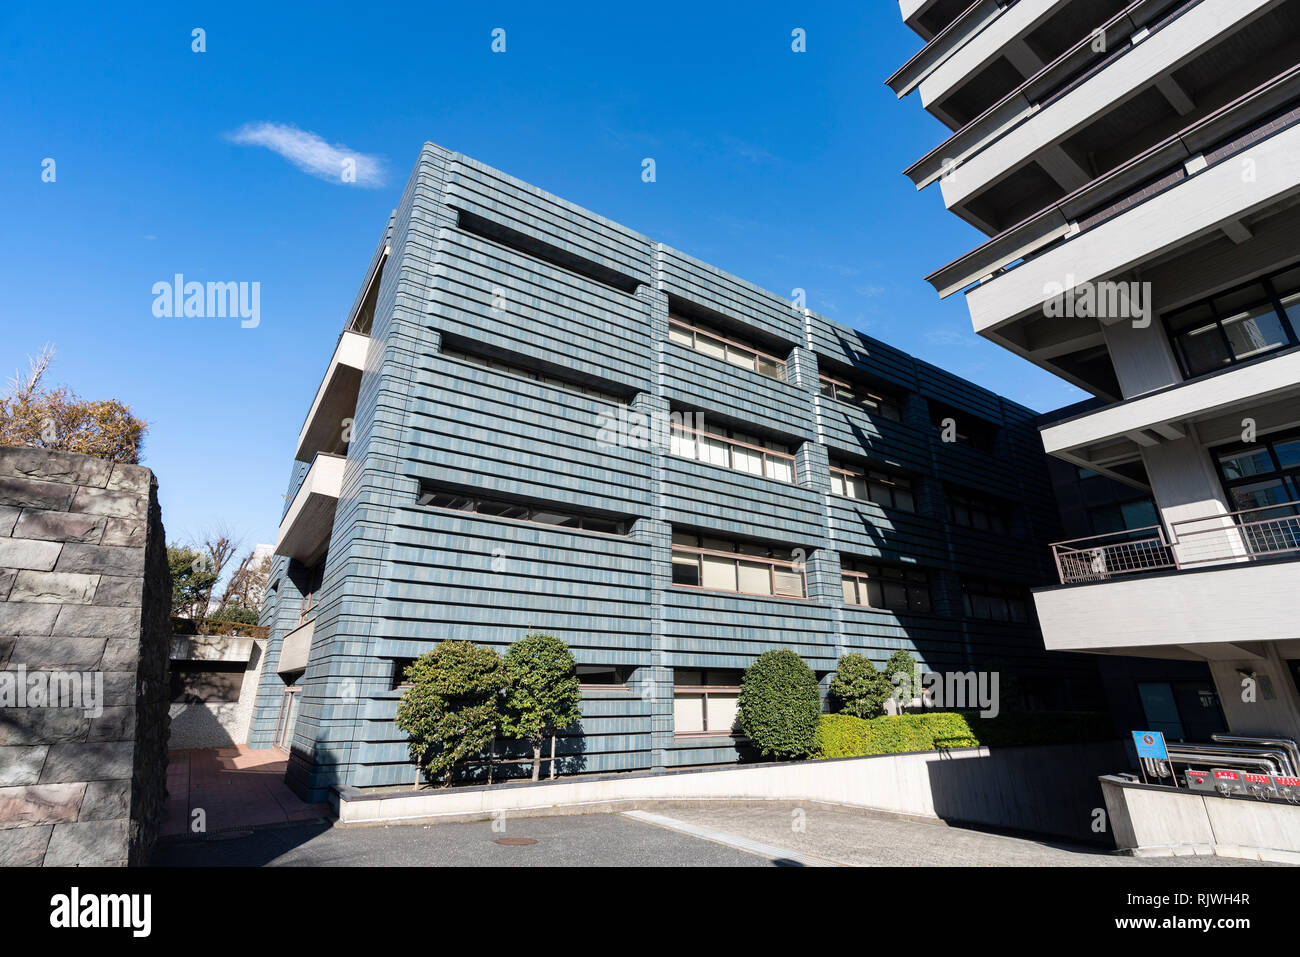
[335,739,1129,844]
[1101,775,1300,863]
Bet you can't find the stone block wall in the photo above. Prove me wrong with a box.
[0,447,171,866]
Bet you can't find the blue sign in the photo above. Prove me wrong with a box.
[1132,730,1169,760]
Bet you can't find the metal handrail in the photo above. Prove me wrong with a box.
[1050,500,1300,584]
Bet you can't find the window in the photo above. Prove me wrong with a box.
[818,374,902,422]
[1164,262,1300,379]
[830,460,915,512]
[441,345,624,404]
[841,560,931,613]
[670,420,797,483]
[928,401,997,452]
[1212,428,1300,513]
[1087,499,1159,536]
[961,579,1029,623]
[576,665,633,689]
[390,658,417,690]
[455,208,641,294]
[673,669,742,736]
[298,557,326,625]
[671,531,807,599]
[1138,681,1226,742]
[417,486,630,535]
[946,487,1011,534]
[668,316,787,381]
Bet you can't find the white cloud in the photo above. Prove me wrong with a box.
[226,122,385,187]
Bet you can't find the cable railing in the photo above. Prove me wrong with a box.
[1050,500,1300,584]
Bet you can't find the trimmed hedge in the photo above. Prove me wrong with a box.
[814,711,1114,759]
[736,649,822,760]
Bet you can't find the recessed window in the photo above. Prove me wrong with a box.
[818,374,902,422]
[1087,499,1159,536]
[841,560,931,613]
[576,665,633,689]
[1164,263,1300,379]
[417,486,630,535]
[671,531,806,599]
[830,460,915,512]
[441,345,625,404]
[1212,428,1300,513]
[673,669,742,736]
[929,401,998,452]
[962,578,1029,623]
[390,658,417,690]
[946,487,1011,534]
[670,419,797,483]
[668,316,787,382]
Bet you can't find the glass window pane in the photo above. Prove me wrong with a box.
[910,588,931,614]
[756,356,784,380]
[696,333,726,360]
[1177,324,1231,377]
[701,553,738,591]
[773,568,804,598]
[1228,479,1291,511]
[865,581,885,609]
[737,561,772,595]
[673,693,705,733]
[669,325,693,347]
[1218,447,1274,480]
[725,345,756,370]
[842,577,858,604]
[1221,305,1288,361]
[830,472,846,496]
[671,553,700,586]
[700,435,730,468]
[1273,438,1300,469]
[732,444,765,476]
[705,692,739,734]
[767,456,793,483]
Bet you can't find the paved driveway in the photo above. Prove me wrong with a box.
[151,800,1273,867]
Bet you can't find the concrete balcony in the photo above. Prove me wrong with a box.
[1040,350,1300,474]
[274,453,345,564]
[961,112,1300,388]
[277,617,314,675]
[1035,549,1300,655]
[939,0,1287,233]
[294,330,369,464]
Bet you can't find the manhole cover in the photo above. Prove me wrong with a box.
[494,837,538,846]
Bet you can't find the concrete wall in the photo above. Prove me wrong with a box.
[167,636,267,749]
[1102,775,1300,862]
[335,740,1129,845]
[0,447,171,866]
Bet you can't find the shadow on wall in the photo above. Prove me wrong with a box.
[924,739,1130,845]
[167,704,241,749]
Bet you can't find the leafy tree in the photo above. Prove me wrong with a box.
[736,649,822,760]
[885,650,920,710]
[395,641,506,787]
[829,653,892,719]
[501,633,583,781]
[0,346,146,462]
[168,545,217,619]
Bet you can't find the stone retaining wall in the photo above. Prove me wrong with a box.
[0,447,171,866]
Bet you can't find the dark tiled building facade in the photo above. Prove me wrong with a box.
[252,143,1102,800]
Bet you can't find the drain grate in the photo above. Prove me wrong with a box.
[494,837,538,846]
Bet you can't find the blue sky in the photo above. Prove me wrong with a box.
[1,1,1086,549]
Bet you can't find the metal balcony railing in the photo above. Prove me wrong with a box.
[1050,500,1300,585]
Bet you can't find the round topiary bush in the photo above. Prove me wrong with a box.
[736,649,822,760]
[828,652,891,718]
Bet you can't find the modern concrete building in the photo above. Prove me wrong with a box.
[249,143,1106,801]
[890,0,1300,740]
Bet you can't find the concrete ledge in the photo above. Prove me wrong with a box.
[334,740,1127,844]
[1101,774,1300,863]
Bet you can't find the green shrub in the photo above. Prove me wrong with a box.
[395,640,506,787]
[736,649,822,760]
[828,653,891,718]
[883,649,919,705]
[209,605,259,625]
[814,710,1113,759]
